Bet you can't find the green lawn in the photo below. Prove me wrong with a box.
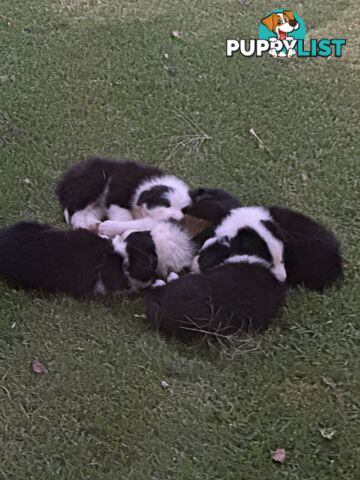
[0,1,359,478]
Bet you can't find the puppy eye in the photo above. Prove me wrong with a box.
[277,19,282,24]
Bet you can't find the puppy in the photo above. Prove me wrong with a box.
[56,156,191,231]
[269,207,342,290]
[146,223,287,339]
[185,187,342,290]
[261,10,299,58]
[147,221,195,278]
[0,222,158,297]
[100,219,195,280]
[192,206,287,283]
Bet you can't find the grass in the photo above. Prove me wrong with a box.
[0,0,359,478]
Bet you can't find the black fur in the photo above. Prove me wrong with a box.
[146,262,286,339]
[125,231,158,284]
[0,222,158,297]
[184,188,241,224]
[229,227,273,262]
[136,185,172,208]
[269,207,342,290]
[197,238,231,272]
[197,227,275,274]
[186,187,342,291]
[56,156,162,215]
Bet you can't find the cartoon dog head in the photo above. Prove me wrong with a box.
[261,10,299,41]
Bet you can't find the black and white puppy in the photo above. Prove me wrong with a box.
[0,220,195,297]
[146,213,287,339]
[56,156,191,231]
[192,206,287,283]
[186,188,342,291]
[0,222,158,297]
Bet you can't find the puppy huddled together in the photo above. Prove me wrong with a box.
[0,157,342,340]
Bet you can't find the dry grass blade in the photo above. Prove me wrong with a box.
[165,109,211,160]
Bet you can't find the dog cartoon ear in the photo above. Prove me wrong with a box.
[283,10,295,21]
[261,13,277,32]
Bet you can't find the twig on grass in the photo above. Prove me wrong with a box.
[249,128,275,159]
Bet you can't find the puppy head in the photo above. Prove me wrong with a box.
[184,188,241,223]
[192,236,231,273]
[132,175,191,222]
[193,207,287,282]
[261,10,298,38]
[119,232,158,290]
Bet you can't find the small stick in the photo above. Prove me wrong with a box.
[249,128,274,158]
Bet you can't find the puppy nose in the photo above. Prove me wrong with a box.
[289,19,297,27]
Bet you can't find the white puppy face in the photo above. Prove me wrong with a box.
[261,11,299,41]
[132,175,191,222]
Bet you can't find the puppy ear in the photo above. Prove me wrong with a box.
[197,242,231,272]
[137,186,171,208]
[137,189,154,206]
[283,10,295,20]
[189,188,207,202]
[261,13,277,32]
[126,232,158,283]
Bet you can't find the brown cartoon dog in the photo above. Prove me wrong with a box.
[261,10,299,58]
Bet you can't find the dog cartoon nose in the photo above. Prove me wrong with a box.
[289,19,298,27]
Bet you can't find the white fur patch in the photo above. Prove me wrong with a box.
[69,183,109,230]
[70,204,103,231]
[222,254,271,269]
[152,279,166,289]
[107,205,133,222]
[64,208,70,224]
[131,175,191,222]
[201,237,220,251]
[215,207,271,238]
[191,255,200,273]
[94,278,106,294]
[167,272,179,282]
[150,221,195,277]
[112,235,128,257]
[99,218,158,238]
[215,207,286,282]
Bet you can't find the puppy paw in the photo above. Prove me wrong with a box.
[152,279,166,289]
[112,235,127,255]
[98,221,125,238]
[167,272,179,283]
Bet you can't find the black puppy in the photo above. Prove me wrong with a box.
[146,206,287,339]
[147,259,286,339]
[184,187,242,249]
[185,188,342,291]
[269,206,342,290]
[56,156,191,231]
[0,222,157,297]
